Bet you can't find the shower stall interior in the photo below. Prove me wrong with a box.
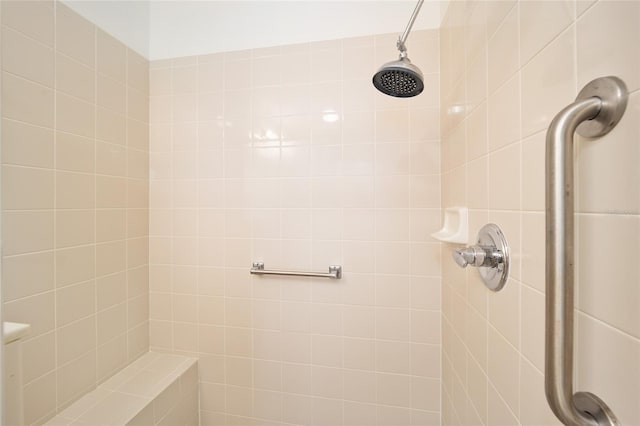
[1,0,640,425]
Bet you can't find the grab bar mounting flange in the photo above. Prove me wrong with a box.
[575,76,628,138]
[574,392,620,426]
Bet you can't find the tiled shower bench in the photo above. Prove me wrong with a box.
[44,352,198,426]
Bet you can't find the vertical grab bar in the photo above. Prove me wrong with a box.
[545,76,627,426]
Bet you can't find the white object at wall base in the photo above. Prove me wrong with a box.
[431,207,468,244]
[3,322,30,426]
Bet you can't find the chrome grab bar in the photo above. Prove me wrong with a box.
[250,262,342,279]
[545,76,627,426]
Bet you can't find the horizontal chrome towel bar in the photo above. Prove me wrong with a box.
[250,262,342,279]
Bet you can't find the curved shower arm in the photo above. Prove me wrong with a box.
[397,0,424,54]
[545,77,627,426]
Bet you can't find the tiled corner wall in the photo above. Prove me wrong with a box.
[439,1,639,425]
[1,1,150,424]
[148,30,442,425]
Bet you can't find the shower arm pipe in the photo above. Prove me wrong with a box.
[397,0,424,55]
[545,77,627,426]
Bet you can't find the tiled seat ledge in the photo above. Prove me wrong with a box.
[44,352,199,426]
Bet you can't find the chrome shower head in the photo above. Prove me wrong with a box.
[372,0,425,98]
[372,55,424,98]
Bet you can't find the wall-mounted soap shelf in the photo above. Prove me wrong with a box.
[431,207,468,244]
[3,321,31,344]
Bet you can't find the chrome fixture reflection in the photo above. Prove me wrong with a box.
[545,76,627,426]
[372,0,424,98]
[452,223,509,291]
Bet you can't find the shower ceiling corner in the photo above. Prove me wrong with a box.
[63,0,448,60]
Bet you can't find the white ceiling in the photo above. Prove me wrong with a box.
[63,0,447,60]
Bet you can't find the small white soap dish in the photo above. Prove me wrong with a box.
[431,207,468,244]
[3,322,30,344]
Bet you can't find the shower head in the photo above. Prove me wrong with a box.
[372,55,424,98]
[372,0,425,98]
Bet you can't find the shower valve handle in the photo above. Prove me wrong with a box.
[452,245,502,268]
[453,246,485,268]
[451,224,510,292]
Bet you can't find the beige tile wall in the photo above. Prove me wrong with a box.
[439,1,640,425]
[148,30,442,425]
[1,1,149,424]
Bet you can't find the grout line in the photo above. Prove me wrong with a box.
[195,50,202,385]
[51,0,60,415]
[488,379,520,424]
[168,59,176,356]
[92,19,100,398]
[576,309,640,344]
